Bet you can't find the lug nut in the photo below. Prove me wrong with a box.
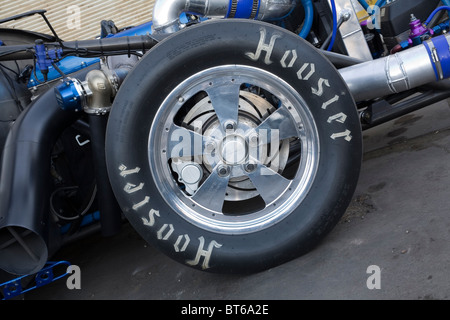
[224,121,236,132]
[217,165,230,177]
[244,163,256,173]
[248,132,259,146]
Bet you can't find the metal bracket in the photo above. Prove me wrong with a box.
[328,0,373,61]
[76,135,91,147]
[1,261,71,300]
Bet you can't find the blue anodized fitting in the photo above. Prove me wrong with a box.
[424,33,450,81]
[54,78,88,112]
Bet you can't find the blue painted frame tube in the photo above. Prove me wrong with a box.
[357,0,370,11]
[358,0,385,15]
[374,0,386,10]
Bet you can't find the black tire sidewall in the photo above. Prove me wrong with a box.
[106,20,362,273]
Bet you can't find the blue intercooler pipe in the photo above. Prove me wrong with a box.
[340,32,450,102]
[152,0,298,33]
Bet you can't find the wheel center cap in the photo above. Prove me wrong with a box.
[221,135,247,165]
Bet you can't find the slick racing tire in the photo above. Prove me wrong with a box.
[106,20,362,274]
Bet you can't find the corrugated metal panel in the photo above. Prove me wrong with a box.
[0,0,155,41]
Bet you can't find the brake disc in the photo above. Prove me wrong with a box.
[172,90,291,201]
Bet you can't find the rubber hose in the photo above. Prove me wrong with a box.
[299,0,314,39]
[358,0,370,11]
[327,0,337,51]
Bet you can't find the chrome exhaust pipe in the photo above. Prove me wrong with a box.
[152,0,297,33]
[340,34,450,102]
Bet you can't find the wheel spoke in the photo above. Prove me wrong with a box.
[191,166,230,213]
[254,106,299,144]
[206,81,241,130]
[246,161,291,205]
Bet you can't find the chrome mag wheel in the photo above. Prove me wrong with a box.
[149,65,320,235]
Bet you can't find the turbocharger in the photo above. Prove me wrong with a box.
[152,0,297,33]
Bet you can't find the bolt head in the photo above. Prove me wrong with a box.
[205,141,216,153]
[249,132,259,145]
[224,121,236,132]
[217,165,230,177]
[244,163,256,173]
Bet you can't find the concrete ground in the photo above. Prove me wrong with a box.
[19,99,450,300]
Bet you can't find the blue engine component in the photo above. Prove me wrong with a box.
[54,78,85,112]
[432,20,450,36]
[29,56,99,87]
[28,21,154,87]
[34,39,63,80]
